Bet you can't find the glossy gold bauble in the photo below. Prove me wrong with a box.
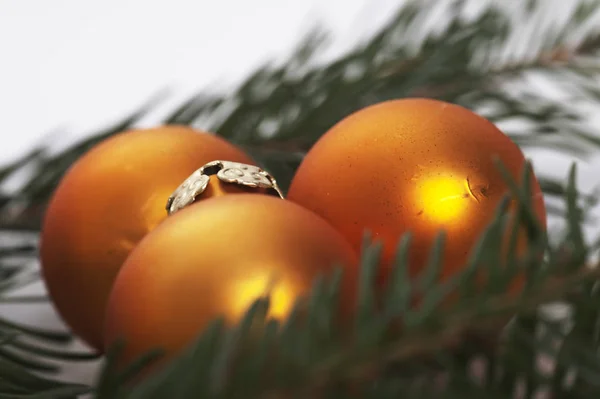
[288,98,547,285]
[40,125,255,351]
[104,194,358,371]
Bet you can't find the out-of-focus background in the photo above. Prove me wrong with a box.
[0,0,399,163]
[1,0,600,388]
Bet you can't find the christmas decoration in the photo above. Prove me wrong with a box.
[4,2,600,398]
[104,193,358,372]
[287,98,547,282]
[39,125,255,351]
[166,159,283,215]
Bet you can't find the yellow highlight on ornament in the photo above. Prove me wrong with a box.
[229,273,295,320]
[416,175,477,224]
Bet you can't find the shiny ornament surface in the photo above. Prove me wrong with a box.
[40,125,254,351]
[287,98,547,282]
[104,194,358,370]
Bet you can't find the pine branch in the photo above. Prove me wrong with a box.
[0,237,100,397]
[288,264,598,399]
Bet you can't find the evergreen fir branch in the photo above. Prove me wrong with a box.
[0,269,40,295]
[0,356,91,398]
[0,295,48,304]
[7,338,100,362]
[0,242,100,396]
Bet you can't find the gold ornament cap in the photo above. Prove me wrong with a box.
[166,160,283,215]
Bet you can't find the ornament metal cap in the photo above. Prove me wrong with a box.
[166,160,284,215]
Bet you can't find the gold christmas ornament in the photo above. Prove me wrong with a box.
[104,194,358,373]
[39,125,255,352]
[288,98,547,287]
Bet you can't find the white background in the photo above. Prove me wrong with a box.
[1,0,599,388]
[0,0,400,162]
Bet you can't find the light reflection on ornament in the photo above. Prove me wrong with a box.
[414,173,488,225]
[228,272,295,320]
